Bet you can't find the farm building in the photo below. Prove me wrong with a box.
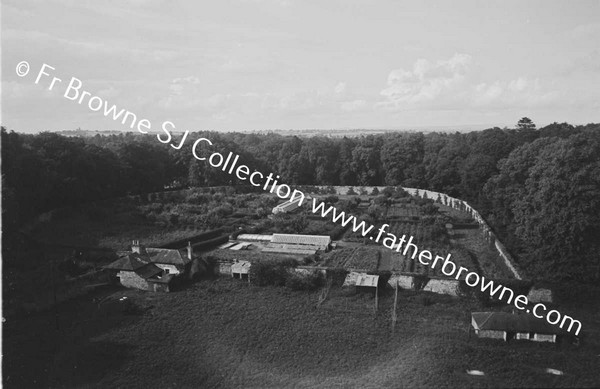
[271,234,331,250]
[236,234,273,242]
[343,272,379,288]
[129,240,192,275]
[104,240,193,291]
[216,260,233,276]
[231,260,251,281]
[471,312,565,343]
[262,233,332,255]
[103,254,174,292]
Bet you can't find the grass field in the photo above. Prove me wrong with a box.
[4,278,600,388]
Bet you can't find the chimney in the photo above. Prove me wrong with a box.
[132,240,141,254]
[187,241,193,260]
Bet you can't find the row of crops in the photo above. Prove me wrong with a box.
[390,246,475,277]
[385,204,422,219]
[389,221,445,247]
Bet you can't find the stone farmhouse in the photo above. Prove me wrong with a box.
[104,240,193,292]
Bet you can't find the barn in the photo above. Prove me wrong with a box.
[471,312,565,343]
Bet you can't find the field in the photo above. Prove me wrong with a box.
[4,278,600,388]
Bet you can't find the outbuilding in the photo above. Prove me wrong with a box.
[231,260,251,281]
[471,312,565,343]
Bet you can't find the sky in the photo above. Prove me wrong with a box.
[1,0,599,133]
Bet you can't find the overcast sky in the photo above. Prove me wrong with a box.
[2,0,599,133]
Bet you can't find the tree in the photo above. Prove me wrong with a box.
[517,117,536,130]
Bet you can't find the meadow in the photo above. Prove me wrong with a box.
[4,278,599,388]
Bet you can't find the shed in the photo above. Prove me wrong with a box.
[527,287,553,303]
[471,312,565,343]
[231,260,251,281]
[343,271,380,311]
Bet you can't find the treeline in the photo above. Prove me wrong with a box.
[2,121,599,282]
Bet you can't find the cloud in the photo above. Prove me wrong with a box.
[377,53,563,112]
[472,77,560,108]
[377,53,472,110]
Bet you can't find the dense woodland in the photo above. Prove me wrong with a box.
[2,120,600,283]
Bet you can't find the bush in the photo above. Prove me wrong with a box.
[457,280,490,306]
[326,267,349,287]
[285,271,325,291]
[249,258,297,287]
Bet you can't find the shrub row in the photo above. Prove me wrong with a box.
[249,259,326,291]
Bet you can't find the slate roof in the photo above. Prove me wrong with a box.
[145,248,190,266]
[103,254,163,279]
[104,245,190,275]
[471,312,565,335]
[134,263,164,279]
[103,254,149,271]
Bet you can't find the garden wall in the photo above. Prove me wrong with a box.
[402,187,522,280]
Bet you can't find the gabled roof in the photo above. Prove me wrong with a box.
[134,263,164,279]
[145,248,190,266]
[231,260,251,274]
[471,312,565,335]
[343,272,379,287]
[103,254,149,271]
[104,245,190,273]
[103,254,163,279]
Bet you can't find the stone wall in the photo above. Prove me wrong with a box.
[118,271,150,291]
[403,187,522,280]
[217,260,232,276]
